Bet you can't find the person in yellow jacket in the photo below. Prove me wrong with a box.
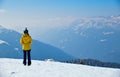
[20,28,32,66]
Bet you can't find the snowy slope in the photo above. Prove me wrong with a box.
[0,58,120,77]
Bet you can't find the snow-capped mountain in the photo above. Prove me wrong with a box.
[38,16,120,63]
[0,25,73,61]
[0,58,120,77]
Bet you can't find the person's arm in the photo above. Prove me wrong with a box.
[20,37,23,44]
[29,36,32,44]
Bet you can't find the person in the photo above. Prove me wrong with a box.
[20,28,32,66]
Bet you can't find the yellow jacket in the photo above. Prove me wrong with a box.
[20,34,32,50]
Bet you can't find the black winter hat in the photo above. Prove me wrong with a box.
[24,28,28,34]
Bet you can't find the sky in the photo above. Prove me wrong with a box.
[0,0,120,33]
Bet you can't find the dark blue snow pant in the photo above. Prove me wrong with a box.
[23,50,31,66]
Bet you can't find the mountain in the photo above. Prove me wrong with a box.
[0,25,73,61]
[37,16,120,63]
[65,59,120,69]
[0,58,120,77]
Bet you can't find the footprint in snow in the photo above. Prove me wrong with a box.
[11,72,16,74]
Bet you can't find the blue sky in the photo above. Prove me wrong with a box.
[0,0,120,31]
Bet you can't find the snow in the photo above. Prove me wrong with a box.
[100,39,107,42]
[0,58,120,77]
[14,48,19,51]
[0,40,9,45]
[103,31,114,35]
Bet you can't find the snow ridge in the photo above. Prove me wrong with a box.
[0,40,9,45]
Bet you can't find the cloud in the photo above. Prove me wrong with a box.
[0,9,7,14]
[46,17,77,26]
[6,16,77,29]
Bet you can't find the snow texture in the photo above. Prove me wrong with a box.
[0,40,9,45]
[0,58,120,77]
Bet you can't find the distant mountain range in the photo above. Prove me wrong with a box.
[65,59,120,69]
[38,15,120,63]
[0,25,74,61]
